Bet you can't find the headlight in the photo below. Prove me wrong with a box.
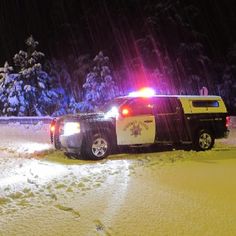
[63,122,81,136]
[104,106,119,119]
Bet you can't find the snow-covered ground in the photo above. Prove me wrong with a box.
[0,122,236,235]
[0,121,52,156]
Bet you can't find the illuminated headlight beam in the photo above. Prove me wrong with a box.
[63,122,81,136]
[104,106,119,119]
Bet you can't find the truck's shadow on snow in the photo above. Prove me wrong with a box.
[64,144,184,160]
[62,144,236,164]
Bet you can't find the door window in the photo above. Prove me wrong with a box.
[127,98,154,116]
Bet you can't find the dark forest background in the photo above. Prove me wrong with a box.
[1,0,236,114]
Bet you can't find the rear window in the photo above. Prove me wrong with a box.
[192,100,219,107]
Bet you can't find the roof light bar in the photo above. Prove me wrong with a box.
[128,87,155,97]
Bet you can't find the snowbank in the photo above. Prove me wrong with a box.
[0,121,53,156]
[0,116,52,124]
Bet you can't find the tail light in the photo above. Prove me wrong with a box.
[226,116,230,128]
[50,124,55,132]
[50,120,56,132]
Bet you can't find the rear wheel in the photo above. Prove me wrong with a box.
[194,129,215,151]
[82,132,111,160]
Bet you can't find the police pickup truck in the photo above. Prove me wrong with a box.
[50,93,230,160]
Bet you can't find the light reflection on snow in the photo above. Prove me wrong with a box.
[99,159,130,224]
[0,158,131,196]
[0,160,67,190]
[0,175,26,189]
[18,142,52,154]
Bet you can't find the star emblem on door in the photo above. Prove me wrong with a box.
[130,123,142,137]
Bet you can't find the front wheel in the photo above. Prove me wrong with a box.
[82,133,111,160]
[194,129,215,151]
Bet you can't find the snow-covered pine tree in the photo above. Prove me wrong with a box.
[0,62,24,115]
[44,57,87,115]
[0,36,64,116]
[82,51,117,111]
[9,36,60,116]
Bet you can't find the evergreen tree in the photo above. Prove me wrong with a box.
[81,51,117,112]
[44,57,87,115]
[176,42,212,94]
[44,58,73,115]
[0,36,62,116]
[0,62,24,115]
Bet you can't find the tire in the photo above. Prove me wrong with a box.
[82,132,111,160]
[194,129,215,151]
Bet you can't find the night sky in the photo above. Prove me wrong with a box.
[0,0,236,64]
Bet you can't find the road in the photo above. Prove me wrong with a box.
[0,125,236,235]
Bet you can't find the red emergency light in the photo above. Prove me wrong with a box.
[128,87,155,97]
[50,124,55,132]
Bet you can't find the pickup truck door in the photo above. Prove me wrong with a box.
[116,98,156,145]
[116,115,156,145]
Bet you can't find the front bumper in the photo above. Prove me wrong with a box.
[59,133,83,154]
